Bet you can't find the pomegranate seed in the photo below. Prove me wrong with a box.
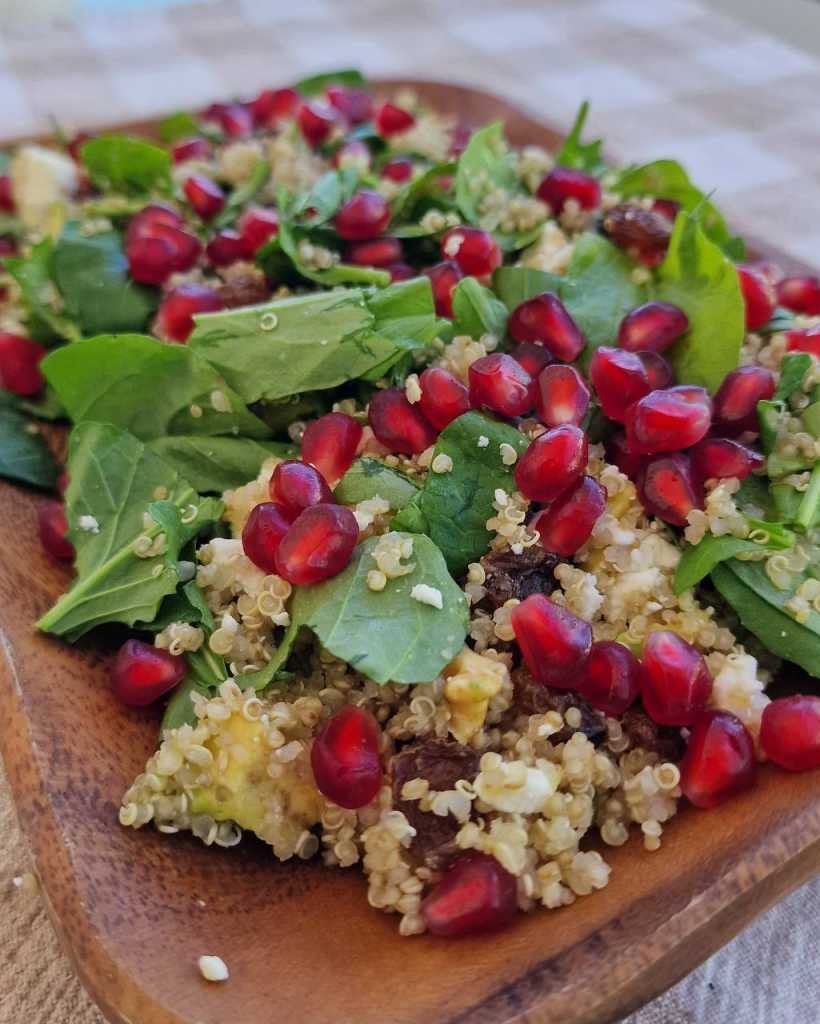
[111,639,186,708]
[250,87,299,126]
[0,175,14,212]
[211,103,254,138]
[171,137,213,164]
[532,475,606,556]
[156,284,223,343]
[241,501,290,574]
[603,203,672,265]
[424,261,464,318]
[0,333,46,396]
[651,198,680,223]
[680,710,756,808]
[638,452,703,526]
[440,226,501,277]
[511,343,553,379]
[0,235,18,259]
[326,84,373,125]
[469,353,534,418]
[344,237,402,268]
[534,365,589,428]
[375,102,415,137]
[536,166,601,213]
[38,501,74,561]
[381,157,413,183]
[368,387,437,455]
[580,640,641,716]
[418,367,470,430]
[205,229,247,267]
[334,190,390,242]
[388,262,415,282]
[590,346,651,423]
[786,326,820,356]
[618,301,688,353]
[749,259,782,287]
[777,275,820,316]
[637,350,673,391]
[275,503,359,585]
[508,293,585,362]
[605,432,645,481]
[184,175,225,222]
[641,630,712,726]
[298,101,337,146]
[127,227,201,285]
[126,203,183,244]
[311,704,382,809]
[690,437,764,481]
[421,852,517,937]
[67,130,96,163]
[760,695,820,772]
[737,264,776,331]
[449,124,472,158]
[269,460,333,521]
[333,139,372,171]
[301,412,363,484]
[514,424,587,503]
[238,206,279,253]
[626,385,712,454]
[511,593,592,687]
[712,366,775,437]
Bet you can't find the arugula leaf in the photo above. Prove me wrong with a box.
[492,266,564,311]
[393,411,528,576]
[655,211,744,393]
[213,159,271,228]
[42,333,270,441]
[53,222,158,335]
[335,458,419,510]
[451,276,508,339]
[37,422,222,639]
[149,579,214,635]
[674,522,795,595]
[0,402,58,487]
[4,240,81,343]
[295,69,367,96]
[158,111,203,143]
[554,102,606,176]
[291,533,468,685]
[148,436,292,493]
[80,136,172,196]
[161,647,228,731]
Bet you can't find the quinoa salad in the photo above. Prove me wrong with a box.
[1,70,818,942]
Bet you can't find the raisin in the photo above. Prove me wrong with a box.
[478,545,559,612]
[510,666,606,745]
[620,706,685,762]
[602,203,672,265]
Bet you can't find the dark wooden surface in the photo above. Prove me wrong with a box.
[0,79,818,1024]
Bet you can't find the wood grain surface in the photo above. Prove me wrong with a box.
[0,80,818,1024]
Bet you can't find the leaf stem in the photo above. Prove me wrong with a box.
[796,462,820,531]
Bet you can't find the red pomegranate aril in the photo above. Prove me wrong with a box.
[0,175,14,213]
[511,342,553,380]
[344,236,402,268]
[184,175,225,221]
[333,139,372,171]
[381,157,413,183]
[219,103,254,138]
[712,366,775,437]
[0,333,46,396]
[301,412,362,485]
[250,87,299,126]
[171,137,213,164]
[618,301,689,353]
[388,262,415,282]
[241,501,290,574]
[205,229,247,267]
[590,346,651,423]
[640,630,712,726]
[368,387,438,455]
[580,640,641,716]
[532,475,606,556]
[469,353,534,418]
[637,350,673,391]
[605,432,645,481]
[441,226,501,277]
[777,275,820,316]
[680,710,756,808]
[38,501,74,562]
[326,84,374,125]
[424,261,464,318]
[270,460,333,521]
[536,166,601,213]
[421,852,517,937]
[418,367,470,431]
[786,326,820,356]
[335,190,390,242]
[737,264,776,331]
[238,206,279,253]
[275,503,359,585]
[129,221,201,284]
[514,423,587,503]
[511,593,592,687]
[760,695,820,772]
[625,385,712,454]
[311,704,382,809]
[651,198,680,223]
[298,101,337,146]
[126,203,184,244]
[375,102,415,137]
[690,437,764,481]
[638,452,703,526]
[156,284,223,343]
[111,639,186,708]
[508,293,586,362]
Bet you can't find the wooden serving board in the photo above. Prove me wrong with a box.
[1,80,818,1024]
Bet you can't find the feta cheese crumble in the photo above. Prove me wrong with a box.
[410,583,443,609]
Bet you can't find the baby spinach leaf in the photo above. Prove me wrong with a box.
[213,159,271,228]
[0,403,58,488]
[451,276,508,339]
[80,136,172,196]
[53,222,158,335]
[18,386,65,421]
[455,122,526,249]
[4,240,81,343]
[158,111,203,143]
[272,220,391,288]
[674,522,795,595]
[291,533,468,685]
[43,334,270,441]
[554,101,606,176]
[389,161,455,221]
[393,411,528,577]
[148,436,292,493]
[655,211,744,393]
[492,266,564,311]
[357,277,446,382]
[335,458,419,510]
[37,422,222,640]
[288,167,359,224]
[295,68,367,96]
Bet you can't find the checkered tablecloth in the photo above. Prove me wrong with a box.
[1,2,819,1023]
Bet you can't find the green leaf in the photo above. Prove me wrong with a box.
[288,167,359,224]
[335,458,419,510]
[774,352,812,401]
[42,333,270,441]
[37,422,222,639]
[158,111,203,143]
[290,533,468,685]
[161,647,228,731]
[295,69,367,96]
[451,276,508,339]
[492,266,564,312]
[53,222,159,335]
[272,220,391,288]
[80,136,172,196]
[148,436,292,493]
[674,523,795,595]
[554,102,606,176]
[0,404,58,488]
[5,240,81,343]
[388,161,455,222]
[655,211,745,393]
[796,463,820,532]
[393,411,528,577]
[148,579,214,634]
[214,159,271,228]
[357,278,446,382]
[18,386,65,421]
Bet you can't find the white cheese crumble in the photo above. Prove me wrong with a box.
[410,583,443,609]
[431,453,453,474]
[77,515,100,533]
[198,955,229,982]
[477,435,490,448]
